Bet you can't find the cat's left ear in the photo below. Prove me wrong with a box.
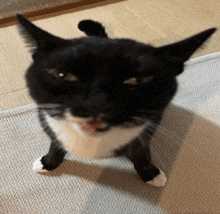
[16,14,67,54]
[158,28,216,65]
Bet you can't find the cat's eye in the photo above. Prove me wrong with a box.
[64,73,79,82]
[123,76,153,85]
[49,69,78,82]
[123,77,138,85]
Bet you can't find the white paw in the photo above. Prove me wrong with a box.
[147,170,167,187]
[32,157,48,173]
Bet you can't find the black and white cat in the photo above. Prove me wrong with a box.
[16,15,216,187]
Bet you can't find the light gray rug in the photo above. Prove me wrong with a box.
[1,52,220,213]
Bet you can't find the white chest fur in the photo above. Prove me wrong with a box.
[44,111,145,159]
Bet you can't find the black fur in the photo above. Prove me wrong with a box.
[16,14,216,183]
[78,19,108,37]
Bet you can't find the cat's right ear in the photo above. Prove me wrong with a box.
[16,14,66,55]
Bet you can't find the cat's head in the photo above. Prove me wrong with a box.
[16,15,216,132]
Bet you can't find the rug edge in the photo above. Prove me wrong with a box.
[0,103,37,118]
[185,51,220,66]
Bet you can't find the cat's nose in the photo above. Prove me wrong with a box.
[84,93,107,116]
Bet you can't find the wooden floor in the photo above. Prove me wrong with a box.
[1,0,220,110]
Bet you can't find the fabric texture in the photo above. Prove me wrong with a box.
[1,52,220,213]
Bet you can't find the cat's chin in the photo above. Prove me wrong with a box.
[81,124,110,136]
[64,111,110,134]
[69,120,110,136]
[81,119,109,134]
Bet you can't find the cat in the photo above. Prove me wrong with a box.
[16,14,216,187]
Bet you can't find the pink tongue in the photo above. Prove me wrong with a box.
[82,118,103,133]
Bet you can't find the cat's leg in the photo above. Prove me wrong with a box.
[116,138,167,187]
[33,140,67,173]
[33,109,67,172]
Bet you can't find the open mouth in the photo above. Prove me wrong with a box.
[82,118,109,133]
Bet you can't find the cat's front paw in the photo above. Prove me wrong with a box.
[147,170,167,187]
[33,156,48,173]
